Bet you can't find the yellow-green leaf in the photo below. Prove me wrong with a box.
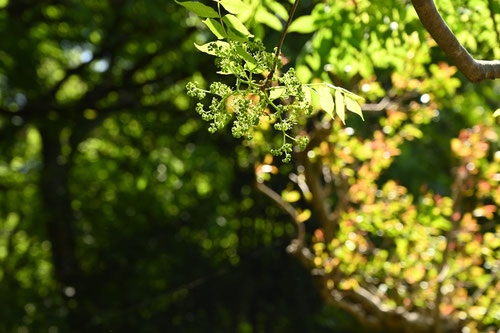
[296,209,311,223]
[284,190,301,203]
[345,96,364,120]
[218,0,249,14]
[234,45,256,63]
[319,85,334,118]
[223,14,253,37]
[288,15,317,33]
[269,87,286,100]
[176,1,219,17]
[301,85,311,108]
[203,18,227,39]
[335,90,345,124]
[226,28,247,42]
[255,7,282,30]
[194,41,229,55]
[266,0,289,20]
[234,44,260,71]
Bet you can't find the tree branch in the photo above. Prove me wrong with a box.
[0,108,14,118]
[255,181,305,247]
[322,284,440,332]
[296,121,338,242]
[411,0,500,82]
[487,0,500,47]
[262,0,300,89]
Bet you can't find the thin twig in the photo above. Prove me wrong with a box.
[262,0,300,90]
[255,181,305,245]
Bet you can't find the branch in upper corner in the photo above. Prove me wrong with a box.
[411,0,500,82]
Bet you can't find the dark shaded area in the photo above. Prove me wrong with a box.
[1,0,497,332]
[0,1,363,332]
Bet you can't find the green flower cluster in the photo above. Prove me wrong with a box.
[179,0,363,163]
[187,40,313,162]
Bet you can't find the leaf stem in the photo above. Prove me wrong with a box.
[217,1,227,36]
[262,0,300,90]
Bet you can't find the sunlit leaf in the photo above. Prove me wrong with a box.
[335,90,345,124]
[255,7,282,30]
[217,69,233,75]
[203,18,227,39]
[288,15,317,33]
[194,41,229,55]
[319,85,334,118]
[218,0,249,14]
[338,278,359,290]
[234,44,260,71]
[223,14,253,37]
[301,85,311,108]
[176,1,219,17]
[324,83,364,102]
[296,209,311,223]
[266,0,289,20]
[269,87,286,100]
[227,28,247,42]
[284,190,301,202]
[345,95,364,120]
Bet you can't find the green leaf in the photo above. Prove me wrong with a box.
[194,41,229,55]
[226,28,247,42]
[269,87,286,100]
[324,82,365,102]
[288,15,317,33]
[223,14,253,37]
[203,18,227,39]
[335,90,345,124]
[432,217,452,231]
[494,108,500,117]
[176,1,219,17]
[255,7,282,31]
[266,1,289,20]
[319,85,334,118]
[302,85,311,106]
[218,0,250,14]
[234,44,260,71]
[345,96,364,120]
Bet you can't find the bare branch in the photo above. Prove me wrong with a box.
[297,121,337,242]
[263,0,300,89]
[329,289,381,328]
[487,0,500,47]
[362,97,392,112]
[323,284,439,332]
[411,0,500,82]
[255,181,305,247]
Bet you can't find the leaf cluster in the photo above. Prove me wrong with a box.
[179,0,364,161]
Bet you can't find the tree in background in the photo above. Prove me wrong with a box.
[0,0,498,332]
[0,1,340,332]
[184,0,499,332]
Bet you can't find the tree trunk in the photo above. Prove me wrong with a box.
[40,125,86,331]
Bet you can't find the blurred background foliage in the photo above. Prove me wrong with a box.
[0,0,498,332]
